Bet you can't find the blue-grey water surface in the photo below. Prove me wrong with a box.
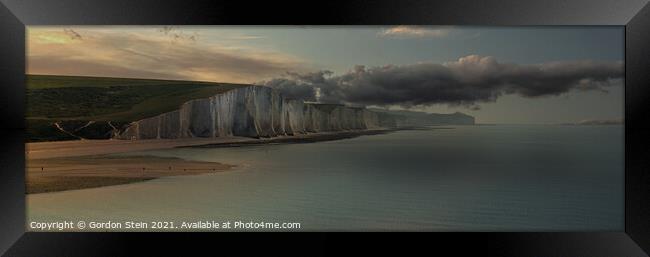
[27,125,623,231]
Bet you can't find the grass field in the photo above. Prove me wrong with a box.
[26,74,248,142]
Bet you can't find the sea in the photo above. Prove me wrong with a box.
[27,125,623,231]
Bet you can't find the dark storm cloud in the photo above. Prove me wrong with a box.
[262,77,318,101]
[259,55,623,108]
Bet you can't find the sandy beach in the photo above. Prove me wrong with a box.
[26,155,234,194]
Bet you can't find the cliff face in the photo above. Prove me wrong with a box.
[115,86,381,140]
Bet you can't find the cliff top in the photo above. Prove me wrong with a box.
[26,75,249,141]
[27,74,249,122]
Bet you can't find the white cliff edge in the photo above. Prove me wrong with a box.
[114,86,381,140]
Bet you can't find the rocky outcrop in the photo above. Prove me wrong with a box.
[115,86,381,140]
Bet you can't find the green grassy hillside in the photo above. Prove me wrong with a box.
[27,75,248,142]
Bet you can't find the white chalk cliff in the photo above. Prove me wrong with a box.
[114,86,381,140]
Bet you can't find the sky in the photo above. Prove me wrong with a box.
[27,26,624,124]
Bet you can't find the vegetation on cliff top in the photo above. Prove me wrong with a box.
[27,75,247,142]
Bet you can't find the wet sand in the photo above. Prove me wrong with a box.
[187,129,393,148]
[26,155,234,194]
[26,136,258,160]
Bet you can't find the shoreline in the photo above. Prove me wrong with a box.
[187,129,396,148]
[25,129,395,194]
[26,128,393,159]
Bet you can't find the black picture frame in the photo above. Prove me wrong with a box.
[1,0,649,256]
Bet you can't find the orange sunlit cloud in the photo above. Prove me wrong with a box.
[27,27,306,83]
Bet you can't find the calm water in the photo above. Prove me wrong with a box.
[27,125,624,231]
